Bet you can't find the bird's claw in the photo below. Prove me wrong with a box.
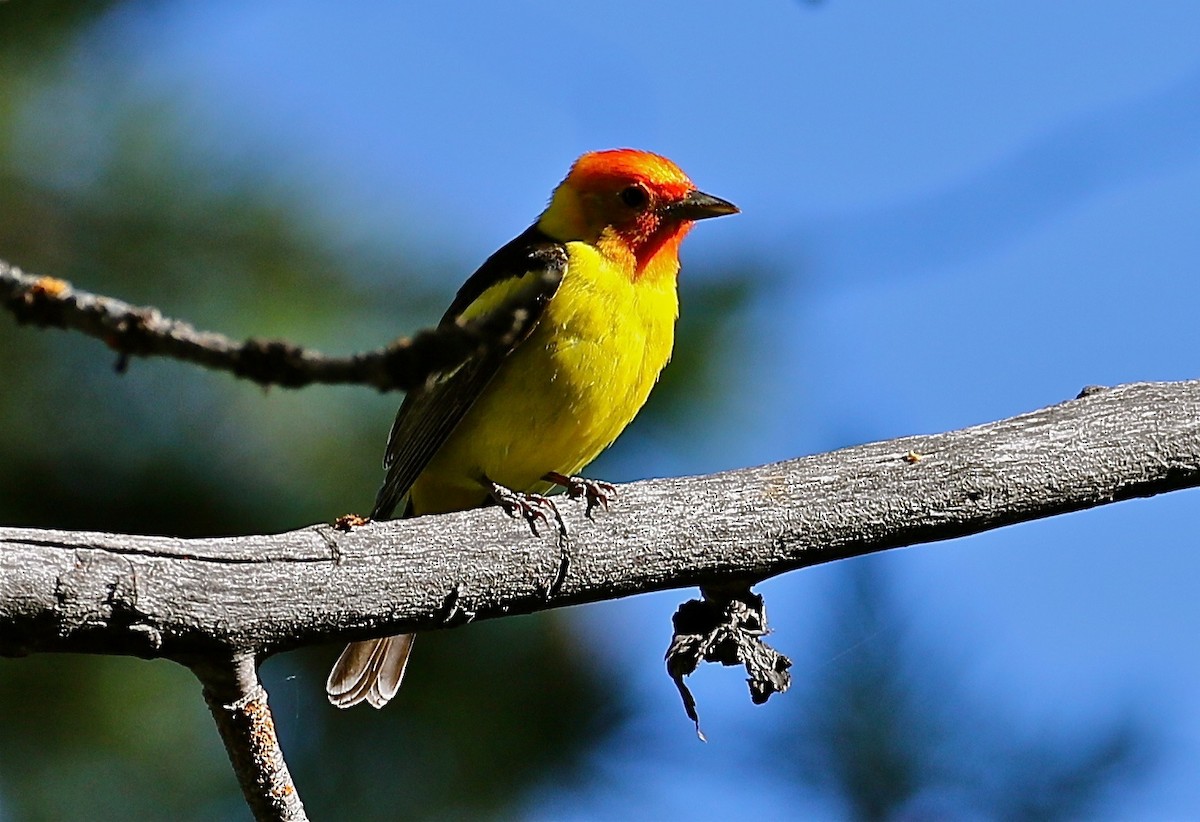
[488,480,570,595]
[489,482,565,538]
[546,472,617,519]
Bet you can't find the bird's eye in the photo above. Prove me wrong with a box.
[619,184,650,210]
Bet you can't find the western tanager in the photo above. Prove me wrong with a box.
[327,149,738,709]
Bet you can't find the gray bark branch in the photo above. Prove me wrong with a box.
[193,654,308,822]
[3,380,1197,663]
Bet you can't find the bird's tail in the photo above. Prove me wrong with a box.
[328,493,416,709]
[326,633,415,709]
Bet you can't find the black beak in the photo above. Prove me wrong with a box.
[665,189,740,221]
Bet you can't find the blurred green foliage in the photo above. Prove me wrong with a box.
[773,560,1156,820]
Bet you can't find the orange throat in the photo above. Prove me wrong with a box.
[599,221,692,282]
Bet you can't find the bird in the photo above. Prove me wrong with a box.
[326,149,738,709]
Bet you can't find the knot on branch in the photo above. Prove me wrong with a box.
[234,338,312,387]
[665,585,792,740]
[3,274,72,327]
[108,306,165,372]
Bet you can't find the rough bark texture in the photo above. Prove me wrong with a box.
[3,380,1198,664]
[194,654,308,822]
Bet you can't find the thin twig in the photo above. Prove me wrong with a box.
[0,259,559,391]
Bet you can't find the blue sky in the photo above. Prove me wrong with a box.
[85,1,1200,816]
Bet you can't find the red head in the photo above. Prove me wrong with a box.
[538,149,737,279]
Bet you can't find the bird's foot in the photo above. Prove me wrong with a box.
[487,480,570,595]
[488,481,566,539]
[545,472,617,519]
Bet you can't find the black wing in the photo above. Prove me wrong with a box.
[371,225,566,519]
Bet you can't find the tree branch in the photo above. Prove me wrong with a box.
[3,380,1197,662]
[192,654,308,822]
[0,259,559,391]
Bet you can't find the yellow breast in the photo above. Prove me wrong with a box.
[409,241,678,514]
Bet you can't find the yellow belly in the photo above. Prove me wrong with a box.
[409,241,678,515]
